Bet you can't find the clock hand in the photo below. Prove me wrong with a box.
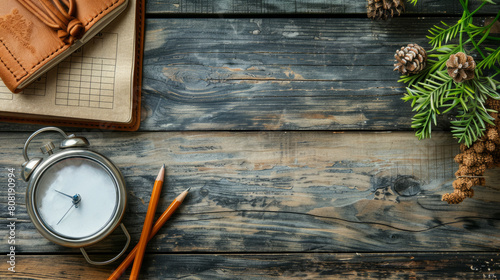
[57,203,75,225]
[55,189,74,199]
[56,193,81,225]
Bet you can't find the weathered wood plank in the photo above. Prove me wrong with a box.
[1,131,499,254]
[0,17,490,131]
[146,0,500,16]
[1,253,500,279]
[140,17,451,131]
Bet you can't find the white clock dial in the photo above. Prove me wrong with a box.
[34,157,118,239]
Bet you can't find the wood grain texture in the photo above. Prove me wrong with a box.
[140,17,454,131]
[0,1,499,278]
[1,131,499,255]
[1,253,500,279]
[146,0,500,16]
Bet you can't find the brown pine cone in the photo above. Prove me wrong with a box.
[393,43,427,75]
[442,191,468,204]
[486,140,496,151]
[487,128,500,143]
[472,141,485,153]
[446,52,476,83]
[367,0,405,20]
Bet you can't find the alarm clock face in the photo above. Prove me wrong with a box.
[34,157,118,239]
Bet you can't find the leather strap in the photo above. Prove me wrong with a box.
[15,0,84,44]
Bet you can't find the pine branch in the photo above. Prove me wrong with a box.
[477,47,500,70]
[399,1,500,147]
[411,109,436,140]
[427,1,489,48]
[450,97,495,146]
[427,21,463,48]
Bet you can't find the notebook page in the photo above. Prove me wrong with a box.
[0,0,136,123]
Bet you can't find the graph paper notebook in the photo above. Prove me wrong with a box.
[0,0,144,131]
[0,0,129,93]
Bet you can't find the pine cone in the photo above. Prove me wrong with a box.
[367,0,405,20]
[393,44,427,75]
[446,52,476,83]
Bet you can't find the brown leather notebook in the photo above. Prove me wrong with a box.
[0,0,129,93]
[0,0,144,131]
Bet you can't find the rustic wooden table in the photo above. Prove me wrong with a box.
[2,0,500,279]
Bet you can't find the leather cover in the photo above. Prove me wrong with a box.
[0,0,127,93]
[0,0,143,131]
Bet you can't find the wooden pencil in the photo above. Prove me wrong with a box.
[129,164,165,280]
[108,187,190,280]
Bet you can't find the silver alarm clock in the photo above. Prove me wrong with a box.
[21,127,130,265]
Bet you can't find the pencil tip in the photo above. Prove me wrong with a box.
[177,188,190,202]
[156,164,166,181]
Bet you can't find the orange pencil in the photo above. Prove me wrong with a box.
[108,187,190,280]
[129,164,165,280]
